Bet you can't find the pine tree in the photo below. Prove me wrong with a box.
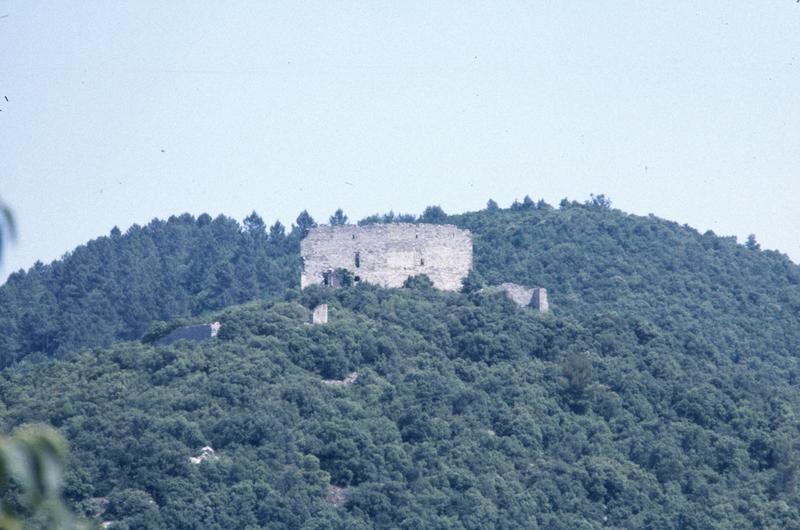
[329,209,348,226]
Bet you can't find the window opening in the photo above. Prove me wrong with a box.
[355,252,361,268]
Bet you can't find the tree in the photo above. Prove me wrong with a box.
[403,274,434,290]
[106,488,164,529]
[243,212,266,237]
[269,221,286,242]
[420,206,447,224]
[563,352,594,413]
[522,195,534,209]
[587,194,612,209]
[460,270,485,294]
[329,209,348,226]
[746,234,760,251]
[486,199,499,211]
[395,213,416,223]
[331,268,354,288]
[295,211,317,238]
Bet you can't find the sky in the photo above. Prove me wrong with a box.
[1,2,799,281]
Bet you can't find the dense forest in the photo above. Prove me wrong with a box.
[0,211,309,367]
[1,198,800,528]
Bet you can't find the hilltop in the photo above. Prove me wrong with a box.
[2,199,798,370]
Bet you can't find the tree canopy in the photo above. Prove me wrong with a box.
[1,198,799,527]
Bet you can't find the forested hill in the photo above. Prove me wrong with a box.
[2,198,800,527]
[1,198,799,370]
[0,212,306,366]
[0,199,800,366]
[454,199,800,374]
[2,281,800,528]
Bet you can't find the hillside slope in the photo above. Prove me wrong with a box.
[458,201,800,380]
[0,212,301,366]
[1,285,799,528]
[1,200,800,528]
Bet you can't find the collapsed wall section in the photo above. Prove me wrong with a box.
[497,283,549,313]
[300,223,473,291]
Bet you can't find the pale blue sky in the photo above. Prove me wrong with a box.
[2,2,799,281]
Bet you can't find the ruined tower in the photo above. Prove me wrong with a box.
[531,287,549,313]
[300,223,473,291]
[498,283,550,313]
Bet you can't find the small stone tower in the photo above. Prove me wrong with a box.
[311,304,328,325]
[498,283,534,306]
[531,288,549,313]
[497,283,549,313]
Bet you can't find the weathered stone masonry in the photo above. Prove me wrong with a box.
[301,223,473,291]
[498,283,549,313]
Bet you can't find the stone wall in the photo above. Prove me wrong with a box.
[497,283,549,313]
[301,223,473,291]
[311,304,328,324]
[499,283,534,306]
[155,324,214,346]
[532,288,549,313]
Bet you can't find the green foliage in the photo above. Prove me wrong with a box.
[357,211,416,226]
[459,270,485,294]
[402,274,433,290]
[419,206,447,224]
[105,489,163,529]
[586,193,612,209]
[0,425,89,529]
[243,212,266,237]
[329,209,348,226]
[561,352,594,413]
[0,212,301,367]
[296,210,317,238]
[333,268,354,288]
[1,198,800,527]
[140,319,188,344]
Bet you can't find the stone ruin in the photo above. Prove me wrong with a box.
[499,283,535,306]
[189,446,219,464]
[321,371,359,386]
[531,287,549,313]
[300,222,552,311]
[301,223,473,291]
[311,304,328,325]
[498,283,549,313]
[326,485,348,506]
[155,321,221,346]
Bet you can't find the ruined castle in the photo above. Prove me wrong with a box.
[300,223,473,291]
[300,222,549,312]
